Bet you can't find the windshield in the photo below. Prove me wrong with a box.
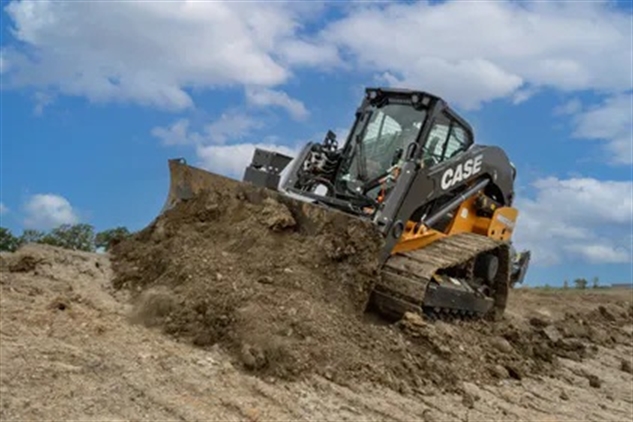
[341,103,427,184]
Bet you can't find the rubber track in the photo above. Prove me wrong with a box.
[372,232,510,319]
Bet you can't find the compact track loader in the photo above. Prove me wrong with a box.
[163,87,531,320]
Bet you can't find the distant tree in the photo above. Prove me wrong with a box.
[19,229,46,245]
[0,227,21,252]
[39,224,96,252]
[574,278,588,289]
[592,276,600,289]
[5,224,132,253]
[95,226,131,251]
[563,279,569,289]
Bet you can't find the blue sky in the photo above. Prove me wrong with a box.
[1,0,631,286]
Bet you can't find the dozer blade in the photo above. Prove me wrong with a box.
[163,149,294,214]
[161,158,233,214]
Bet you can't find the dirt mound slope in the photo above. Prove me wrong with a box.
[110,176,633,393]
[111,178,389,381]
[1,243,125,321]
[2,240,632,421]
[2,243,108,278]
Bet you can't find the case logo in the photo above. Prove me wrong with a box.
[440,154,483,190]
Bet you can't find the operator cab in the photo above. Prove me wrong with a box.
[278,87,477,217]
[333,88,475,207]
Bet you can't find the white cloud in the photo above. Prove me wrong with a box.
[564,243,631,265]
[276,38,341,68]
[514,177,633,265]
[205,112,263,144]
[320,0,631,109]
[23,194,79,230]
[2,1,325,111]
[378,61,523,110]
[570,94,633,165]
[152,112,298,180]
[0,203,9,215]
[33,91,54,116]
[245,87,309,120]
[512,87,540,105]
[0,49,9,74]
[4,1,630,114]
[554,98,582,116]
[151,119,197,146]
[151,112,262,147]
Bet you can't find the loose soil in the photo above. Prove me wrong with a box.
[1,243,632,421]
[107,176,633,396]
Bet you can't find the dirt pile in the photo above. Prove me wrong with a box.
[110,176,633,393]
[111,178,390,381]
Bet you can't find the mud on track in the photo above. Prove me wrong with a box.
[1,244,632,421]
[108,175,633,395]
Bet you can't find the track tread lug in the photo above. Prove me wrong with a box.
[372,232,511,322]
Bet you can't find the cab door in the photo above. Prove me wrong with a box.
[421,111,473,169]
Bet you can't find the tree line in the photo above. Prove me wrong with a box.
[0,224,131,253]
[563,277,601,289]
[514,277,603,290]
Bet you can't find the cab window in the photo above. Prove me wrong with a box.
[422,113,472,166]
[443,124,470,160]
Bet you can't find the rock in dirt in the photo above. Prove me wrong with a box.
[598,305,617,322]
[553,338,588,361]
[586,373,602,388]
[421,409,440,422]
[542,325,563,342]
[490,364,509,379]
[529,316,550,328]
[462,392,475,409]
[461,382,480,409]
[620,359,632,374]
[240,344,267,370]
[259,197,296,231]
[505,365,523,381]
[401,312,427,328]
[257,276,274,285]
[490,337,514,353]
